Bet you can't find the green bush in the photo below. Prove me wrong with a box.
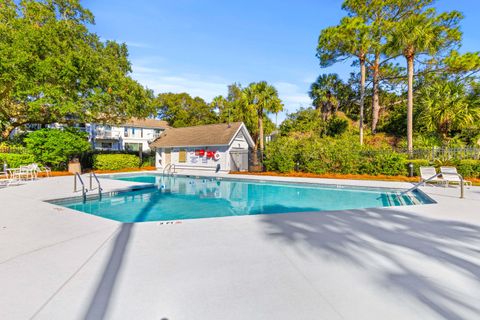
[319,136,363,174]
[93,154,140,170]
[141,154,156,167]
[0,153,35,168]
[359,152,408,176]
[24,128,91,170]
[0,142,27,153]
[264,132,480,177]
[264,136,297,173]
[456,160,480,178]
[296,137,329,174]
[326,117,349,137]
[264,134,441,177]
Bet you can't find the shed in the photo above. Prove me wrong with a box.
[149,122,255,172]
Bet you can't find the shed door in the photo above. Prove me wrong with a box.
[164,148,171,166]
[230,150,248,172]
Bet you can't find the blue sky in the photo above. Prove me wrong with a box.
[84,0,479,122]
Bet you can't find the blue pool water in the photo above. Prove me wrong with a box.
[53,175,433,222]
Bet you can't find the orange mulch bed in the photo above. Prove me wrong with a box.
[231,171,480,186]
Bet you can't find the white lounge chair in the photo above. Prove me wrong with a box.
[419,166,447,186]
[440,167,472,187]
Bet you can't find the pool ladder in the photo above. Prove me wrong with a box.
[163,163,177,176]
[74,172,103,203]
[399,172,464,199]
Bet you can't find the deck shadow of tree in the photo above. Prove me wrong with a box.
[83,191,166,320]
[259,206,480,320]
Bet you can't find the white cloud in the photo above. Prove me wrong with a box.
[274,82,312,118]
[125,41,152,49]
[131,63,229,101]
[130,58,313,123]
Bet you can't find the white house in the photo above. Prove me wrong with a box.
[149,122,254,173]
[90,118,169,151]
[13,118,169,152]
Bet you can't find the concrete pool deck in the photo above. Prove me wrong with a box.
[1,172,479,320]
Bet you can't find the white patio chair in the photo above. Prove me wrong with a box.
[440,166,472,187]
[0,171,20,187]
[0,171,8,184]
[31,163,51,178]
[419,166,447,186]
[7,165,34,181]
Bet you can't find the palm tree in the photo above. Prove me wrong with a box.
[211,95,230,123]
[418,78,480,141]
[309,74,341,121]
[317,16,371,144]
[243,82,283,152]
[388,9,462,152]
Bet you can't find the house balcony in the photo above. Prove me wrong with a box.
[94,130,121,140]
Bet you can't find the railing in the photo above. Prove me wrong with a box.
[73,173,87,202]
[401,172,465,199]
[362,147,480,161]
[162,163,176,176]
[89,172,103,199]
[94,130,121,139]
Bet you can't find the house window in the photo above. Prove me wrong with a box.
[140,128,143,138]
[153,129,163,138]
[125,143,142,151]
[124,127,128,137]
[101,142,113,149]
[132,127,136,136]
[179,149,187,163]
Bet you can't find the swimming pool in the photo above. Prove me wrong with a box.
[50,174,434,222]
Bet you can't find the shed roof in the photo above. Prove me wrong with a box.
[149,122,253,148]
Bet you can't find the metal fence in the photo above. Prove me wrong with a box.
[248,150,264,172]
[393,147,480,161]
[360,147,480,161]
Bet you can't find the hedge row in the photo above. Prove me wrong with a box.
[264,136,480,178]
[0,153,36,169]
[93,154,141,170]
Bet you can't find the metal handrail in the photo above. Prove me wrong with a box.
[73,173,87,202]
[89,172,103,199]
[401,172,464,199]
[162,164,171,176]
[162,163,176,176]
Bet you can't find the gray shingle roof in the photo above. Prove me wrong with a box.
[121,118,169,129]
[149,122,246,148]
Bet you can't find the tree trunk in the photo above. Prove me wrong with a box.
[371,53,380,134]
[258,110,264,151]
[407,53,414,153]
[359,56,366,145]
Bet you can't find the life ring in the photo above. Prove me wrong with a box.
[213,151,221,161]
